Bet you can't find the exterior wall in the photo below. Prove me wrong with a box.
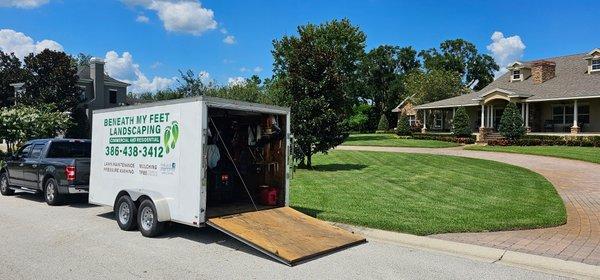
[102,85,127,107]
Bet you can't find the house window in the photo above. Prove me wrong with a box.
[433,113,442,129]
[552,104,589,125]
[408,115,416,126]
[109,90,117,104]
[512,70,521,80]
[592,59,600,71]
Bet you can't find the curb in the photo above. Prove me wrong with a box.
[332,223,600,280]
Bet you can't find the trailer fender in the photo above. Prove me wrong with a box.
[122,189,172,222]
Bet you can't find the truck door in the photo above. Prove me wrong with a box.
[7,144,32,187]
[22,144,45,189]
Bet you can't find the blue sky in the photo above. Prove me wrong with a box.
[1,0,599,93]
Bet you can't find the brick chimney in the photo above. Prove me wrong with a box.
[531,60,556,84]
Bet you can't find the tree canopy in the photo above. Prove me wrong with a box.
[0,51,26,108]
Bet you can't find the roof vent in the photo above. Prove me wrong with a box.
[531,60,555,84]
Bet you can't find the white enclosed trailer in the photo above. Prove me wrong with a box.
[89,96,364,265]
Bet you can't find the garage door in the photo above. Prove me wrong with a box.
[207,207,366,266]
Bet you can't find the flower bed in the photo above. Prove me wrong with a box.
[411,133,476,144]
[488,135,600,147]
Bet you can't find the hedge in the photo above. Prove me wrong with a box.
[412,133,476,144]
[488,135,600,147]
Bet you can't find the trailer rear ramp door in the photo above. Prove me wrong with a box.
[207,207,366,266]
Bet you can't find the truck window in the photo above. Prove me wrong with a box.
[30,144,45,159]
[46,142,91,158]
[17,145,32,159]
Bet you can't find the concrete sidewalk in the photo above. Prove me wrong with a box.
[339,145,600,266]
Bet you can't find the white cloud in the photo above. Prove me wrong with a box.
[150,61,162,69]
[487,31,526,77]
[0,0,49,8]
[136,14,150,23]
[227,77,246,87]
[239,67,248,72]
[253,66,263,73]
[0,29,63,59]
[123,0,217,36]
[198,70,210,83]
[223,35,235,44]
[220,28,228,34]
[104,51,176,93]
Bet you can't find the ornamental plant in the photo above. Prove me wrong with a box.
[377,114,389,131]
[396,115,412,136]
[498,102,526,140]
[452,106,471,137]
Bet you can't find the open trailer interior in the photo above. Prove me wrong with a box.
[204,107,288,218]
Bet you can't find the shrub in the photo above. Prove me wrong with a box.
[396,115,412,136]
[498,102,525,140]
[377,114,389,131]
[487,135,600,147]
[452,107,471,137]
[412,133,476,144]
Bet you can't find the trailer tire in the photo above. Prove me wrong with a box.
[115,195,137,231]
[0,173,14,196]
[44,178,63,206]
[137,199,165,237]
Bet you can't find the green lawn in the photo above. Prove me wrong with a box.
[343,133,459,148]
[465,145,600,164]
[290,150,566,235]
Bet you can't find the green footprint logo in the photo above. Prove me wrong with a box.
[162,121,180,154]
[170,121,179,150]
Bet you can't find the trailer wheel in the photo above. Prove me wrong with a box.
[0,173,14,196]
[44,178,63,206]
[115,195,137,231]
[137,199,165,237]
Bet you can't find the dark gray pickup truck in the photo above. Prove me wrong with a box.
[0,139,91,205]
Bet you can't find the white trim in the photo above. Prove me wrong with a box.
[526,95,600,102]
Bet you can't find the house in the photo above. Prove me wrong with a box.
[413,48,600,141]
[9,58,129,137]
[392,95,419,128]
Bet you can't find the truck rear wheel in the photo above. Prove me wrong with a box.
[137,199,165,237]
[0,173,14,196]
[44,178,63,206]
[115,195,137,231]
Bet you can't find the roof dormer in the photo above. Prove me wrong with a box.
[506,61,531,82]
[584,48,600,74]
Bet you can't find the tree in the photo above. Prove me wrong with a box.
[405,69,468,105]
[20,50,79,112]
[498,102,525,140]
[419,39,499,90]
[73,53,92,67]
[0,105,73,152]
[0,51,26,108]
[452,106,471,137]
[272,19,365,167]
[396,115,412,136]
[377,114,389,131]
[361,45,419,129]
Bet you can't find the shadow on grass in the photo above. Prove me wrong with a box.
[310,163,368,172]
[292,206,323,218]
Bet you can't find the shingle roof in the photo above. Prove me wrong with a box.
[77,65,130,87]
[415,52,600,109]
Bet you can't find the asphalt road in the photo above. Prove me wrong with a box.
[0,192,569,280]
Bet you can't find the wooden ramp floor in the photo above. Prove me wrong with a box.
[207,207,366,265]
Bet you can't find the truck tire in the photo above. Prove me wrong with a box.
[44,178,63,206]
[0,173,14,196]
[137,199,165,237]
[115,195,137,231]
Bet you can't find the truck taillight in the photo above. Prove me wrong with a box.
[65,165,76,181]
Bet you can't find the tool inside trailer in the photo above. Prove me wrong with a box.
[206,108,287,218]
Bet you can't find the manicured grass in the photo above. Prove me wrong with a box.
[290,150,566,235]
[465,145,600,164]
[343,133,459,148]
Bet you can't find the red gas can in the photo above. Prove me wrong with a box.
[259,186,278,206]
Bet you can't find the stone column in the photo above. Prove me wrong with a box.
[521,103,525,121]
[478,104,487,142]
[480,105,485,128]
[491,105,495,129]
[572,99,580,134]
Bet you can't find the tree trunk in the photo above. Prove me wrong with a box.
[306,146,312,168]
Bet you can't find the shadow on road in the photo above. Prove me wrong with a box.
[96,211,277,263]
[11,191,99,208]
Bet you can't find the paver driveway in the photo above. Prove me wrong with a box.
[339,145,600,266]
